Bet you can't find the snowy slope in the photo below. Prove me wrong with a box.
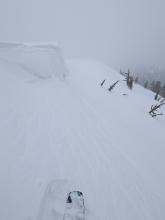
[0,48,165,220]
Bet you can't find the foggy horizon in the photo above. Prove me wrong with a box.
[0,0,164,72]
[1,1,165,220]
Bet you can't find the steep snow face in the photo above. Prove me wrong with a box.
[0,42,68,80]
[0,57,165,220]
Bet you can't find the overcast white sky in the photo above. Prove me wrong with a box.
[0,0,164,70]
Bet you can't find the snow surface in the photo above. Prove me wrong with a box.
[0,46,165,220]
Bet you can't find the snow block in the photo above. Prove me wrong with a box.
[0,42,68,80]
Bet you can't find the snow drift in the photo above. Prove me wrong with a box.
[0,42,68,80]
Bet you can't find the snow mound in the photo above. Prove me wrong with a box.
[0,42,68,80]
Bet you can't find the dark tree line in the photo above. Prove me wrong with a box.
[143,80,165,98]
[120,69,165,98]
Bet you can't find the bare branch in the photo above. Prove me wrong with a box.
[149,101,165,117]
[108,80,119,92]
[100,79,106,87]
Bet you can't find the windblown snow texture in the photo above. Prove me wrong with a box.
[38,180,70,220]
[0,46,165,220]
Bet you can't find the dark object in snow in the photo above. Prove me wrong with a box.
[67,195,72,203]
[154,93,159,100]
[149,101,165,117]
[100,79,106,87]
[126,69,133,90]
[67,191,83,203]
[64,191,85,220]
[108,80,119,92]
